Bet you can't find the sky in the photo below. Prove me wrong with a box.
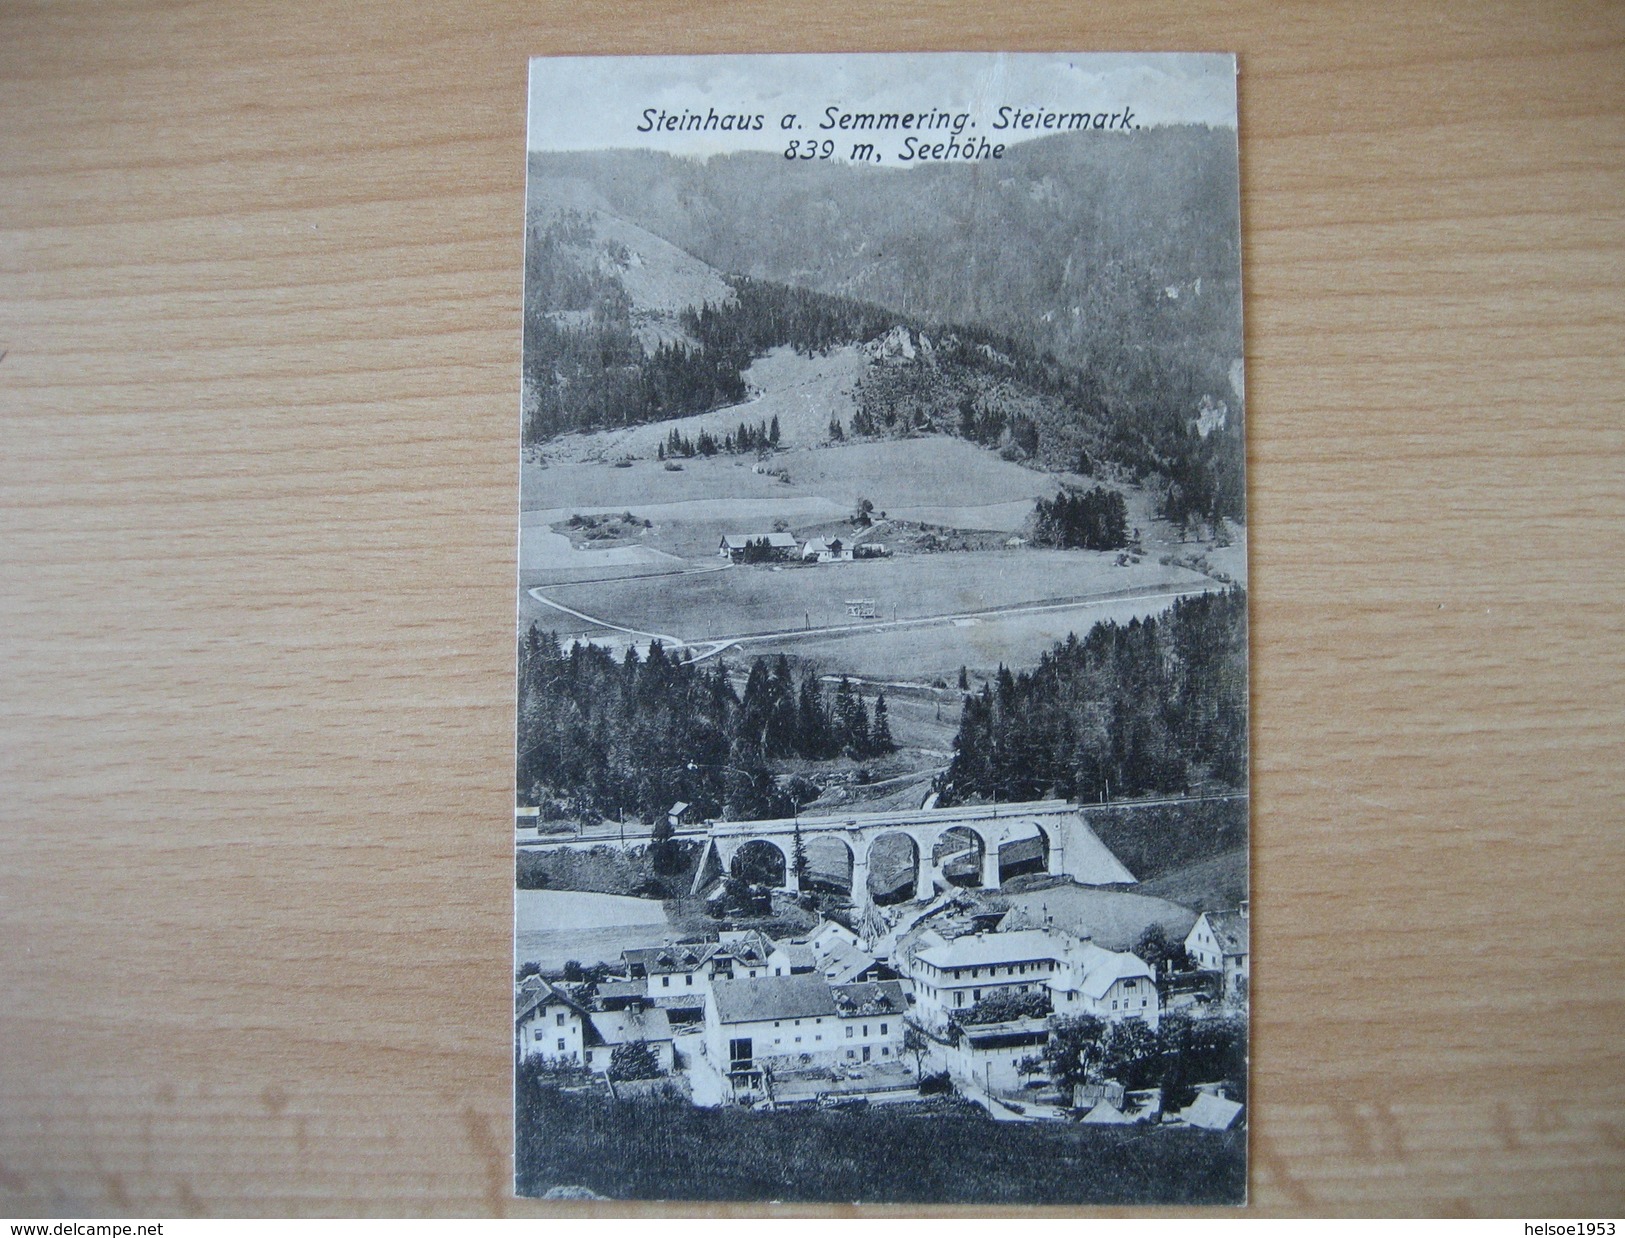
[527,52,1236,161]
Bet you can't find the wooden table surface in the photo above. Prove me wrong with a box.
[3,0,1621,1218]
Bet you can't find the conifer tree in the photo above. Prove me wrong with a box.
[871,692,895,753]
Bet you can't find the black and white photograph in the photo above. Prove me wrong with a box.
[514,52,1250,1205]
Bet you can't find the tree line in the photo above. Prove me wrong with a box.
[1031,486,1130,550]
[939,588,1248,805]
[1041,1010,1247,1108]
[517,629,895,823]
[659,416,780,460]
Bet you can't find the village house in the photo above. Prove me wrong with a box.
[944,1017,1050,1097]
[515,976,586,1064]
[718,532,798,563]
[704,972,841,1075]
[1052,943,1158,1025]
[623,941,722,993]
[808,919,861,953]
[1184,903,1250,1000]
[814,934,896,986]
[830,980,908,1065]
[906,927,1159,1033]
[582,1003,675,1075]
[622,941,723,1024]
[714,928,776,980]
[768,940,817,976]
[801,537,850,563]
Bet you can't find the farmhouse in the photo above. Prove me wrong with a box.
[583,1004,675,1075]
[718,532,797,562]
[801,537,850,562]
[1184,903,1249,999]
[516,976,586,1063]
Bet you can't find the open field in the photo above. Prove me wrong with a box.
[762,587,1218,681]
[520,432,1242,585]
[516,1083,1245,1204]
[524,436,1089,528]
[528,551,1210,643]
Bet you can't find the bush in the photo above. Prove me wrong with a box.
[607,1041,662,1081]
[955,990,1052,1026]
[919,1071,953,1096]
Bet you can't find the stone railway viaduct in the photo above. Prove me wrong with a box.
[688,798,1140,910]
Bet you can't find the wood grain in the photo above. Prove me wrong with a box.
[2,0,1621,1218]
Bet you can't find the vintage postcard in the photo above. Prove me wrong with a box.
[515,52,1249,1205]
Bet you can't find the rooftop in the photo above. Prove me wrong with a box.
[818,939,880,985]
[1202,909,1250,956]
[1073,948,1155,1000]
[914,928,1075,971]
[1181,1091,1245,1131]
[710,973,838,1025]
[830,980,907,1017]
[586,1006,673,1047]
[515,977,576,1025]
[624,942,720,974]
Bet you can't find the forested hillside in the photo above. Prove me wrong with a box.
[938,587,1248,806]
[517,629,895,822]
[524,127,1246,524]
[533,129,1241,519]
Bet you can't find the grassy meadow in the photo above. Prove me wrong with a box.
[517,1083,1245,1204]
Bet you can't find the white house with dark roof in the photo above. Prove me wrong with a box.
[623,941,721,994]
[583,1005,675,1075]
[815,935,893,986]
[703,973,840,1073]
[830,980,907,1064]
[715,928,776,979]
[516,976,585,1064]
[1184,903,1249,999]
